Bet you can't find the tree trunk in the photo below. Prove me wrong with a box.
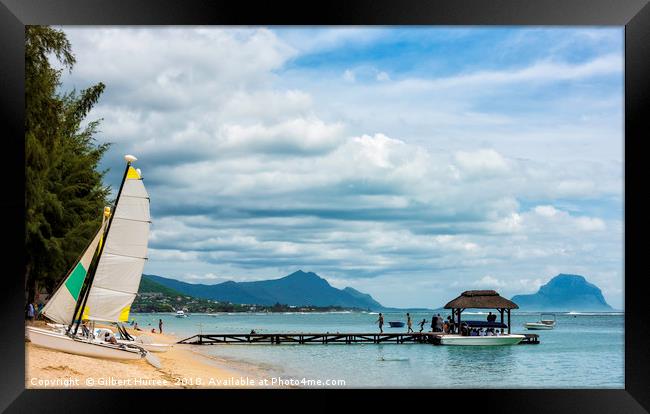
[25,263,36,304]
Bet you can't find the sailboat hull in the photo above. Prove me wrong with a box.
[26,327,143,360]
[117,339,171,353]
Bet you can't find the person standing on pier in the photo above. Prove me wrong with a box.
[431,314,438,332]
[376,313,384,333]
[406,313,413,333]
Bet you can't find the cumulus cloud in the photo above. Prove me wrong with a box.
[58,27,623,309]
[453,149,511,176]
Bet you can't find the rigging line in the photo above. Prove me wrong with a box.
[87,286,140,295]
[110,217,152,224]
[99,252,149,260]
[119,195,150,200]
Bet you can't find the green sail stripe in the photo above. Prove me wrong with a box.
[65,262,88,300]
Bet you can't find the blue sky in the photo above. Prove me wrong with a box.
[57,27,624,309]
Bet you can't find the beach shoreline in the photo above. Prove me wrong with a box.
[25,321,274,389]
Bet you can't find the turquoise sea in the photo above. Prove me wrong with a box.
[131,311,624,388]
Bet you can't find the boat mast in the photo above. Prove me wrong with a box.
[67,156,135,336]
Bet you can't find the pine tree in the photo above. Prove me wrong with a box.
[25,26,110,302]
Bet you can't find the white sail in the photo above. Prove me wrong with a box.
[41,226,104,325]
[84,165,150,322]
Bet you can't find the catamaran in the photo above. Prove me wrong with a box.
[26,155,160,366]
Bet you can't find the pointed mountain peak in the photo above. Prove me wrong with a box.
[553,273,586,282]
[285,270,320,279]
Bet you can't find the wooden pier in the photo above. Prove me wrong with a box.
[177,332,539,345]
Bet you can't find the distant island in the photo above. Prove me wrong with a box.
[511,274,614,311]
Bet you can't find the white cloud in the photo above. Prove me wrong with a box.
[57,27,622,309]
[575,217,606,231]
[534,205,559,217]
[387,53,622,93]
[473,275,507,288]
[376,71,390,82]
[454,149,511,176]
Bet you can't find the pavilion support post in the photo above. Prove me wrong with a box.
[507,309,511,334]
[457,308,461,334]
[500,309,504,334]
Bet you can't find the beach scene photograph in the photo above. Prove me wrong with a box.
[25,26,624,389]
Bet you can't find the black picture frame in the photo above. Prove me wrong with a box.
[1,0,648,412]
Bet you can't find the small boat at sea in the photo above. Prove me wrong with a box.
[524,313,556,330]
[437,290,525,346]
[175,310,188,318]
[388,321,405,328]
[26,155,160,367]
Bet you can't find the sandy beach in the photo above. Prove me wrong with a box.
[25,322,269,389]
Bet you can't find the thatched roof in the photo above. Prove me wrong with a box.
[444,290,519,309]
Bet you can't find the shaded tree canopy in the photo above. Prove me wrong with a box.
[25,26,110,301]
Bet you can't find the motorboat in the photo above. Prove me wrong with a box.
[439,290,527,346]
[437,320,525,345]
[524,313,556,330]
[438,333,525,346]
[387,321,405,328]
[175,310,188,318]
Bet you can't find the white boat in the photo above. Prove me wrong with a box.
[27,155,156,364]
[116,336,171,353]
[523,322,554,330]
[113,326,171,353]
[524,313,556,330]
[175,310,188,318]
[26,326,142,360]
[130,341,171,353]
[441,290,527,346]
[438,334,525,346]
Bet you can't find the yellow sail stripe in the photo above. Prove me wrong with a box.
[119,305,131,322]
[126,166,141,180]
[77,305,89,321]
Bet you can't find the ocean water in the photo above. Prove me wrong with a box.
[131,311,624,388]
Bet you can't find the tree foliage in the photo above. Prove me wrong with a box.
[25,26,110,300]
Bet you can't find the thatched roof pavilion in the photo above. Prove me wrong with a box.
[443,290,519,334]
[444,290,519,310]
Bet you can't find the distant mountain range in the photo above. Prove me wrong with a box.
[142,271,615,312]
[511,274,614,311]
[143,270,387,310]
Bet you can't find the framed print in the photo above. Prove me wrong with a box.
[1,0,649,412]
